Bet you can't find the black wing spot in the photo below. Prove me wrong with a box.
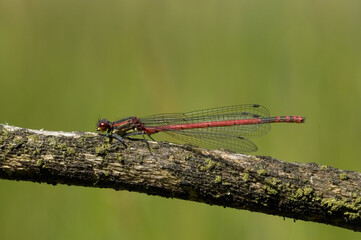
[252,114,260,118]
[241,112,249,115]
[238,136,245,139]
[252,104,260,108]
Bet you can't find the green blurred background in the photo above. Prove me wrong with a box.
[1,0,360,239]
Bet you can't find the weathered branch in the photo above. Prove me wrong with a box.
[0,124,360,231]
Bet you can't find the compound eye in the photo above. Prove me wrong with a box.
[97,120,109,132]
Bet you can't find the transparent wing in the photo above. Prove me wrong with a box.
[141,104,271,138]
[165,130,258,153]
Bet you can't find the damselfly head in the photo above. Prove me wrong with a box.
[96,119,110,132]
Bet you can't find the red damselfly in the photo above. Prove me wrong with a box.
[96,104,305,153]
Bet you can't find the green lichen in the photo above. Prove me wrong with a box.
[32,148,41,155]
[344,212,359,221]
[95,144,111,156]
[0,132,4,144]
[115,153,124,162]
[290,186,314,201]
[264,177,282,193]
[214,176,222,184]
[321,197,361,214]
[320,165,328,170]
[264,177,281,186]
[200,158,216,171]
[28,135,40,143]
[313,192,323,202]
[77,137,86,144]
[47,137,57,146]
[55,143,67,150]
[36,159,46,168]
[66,147,76,155]
[257,168,266,176]
[242,173,250,182]
[339,172,348,180]
[321,198,348,213]
[36,159,43,167]
[293,188,304,199]
[303,187,314,196]
[53,141,76,157]
[14,136,25,145]
[0,128,11,144]
[263,185,278,195]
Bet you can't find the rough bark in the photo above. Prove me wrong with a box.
[0,124,360,231]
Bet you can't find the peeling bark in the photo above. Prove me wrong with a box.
[0,124,360,231]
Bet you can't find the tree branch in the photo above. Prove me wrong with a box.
[0,124,360,231]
